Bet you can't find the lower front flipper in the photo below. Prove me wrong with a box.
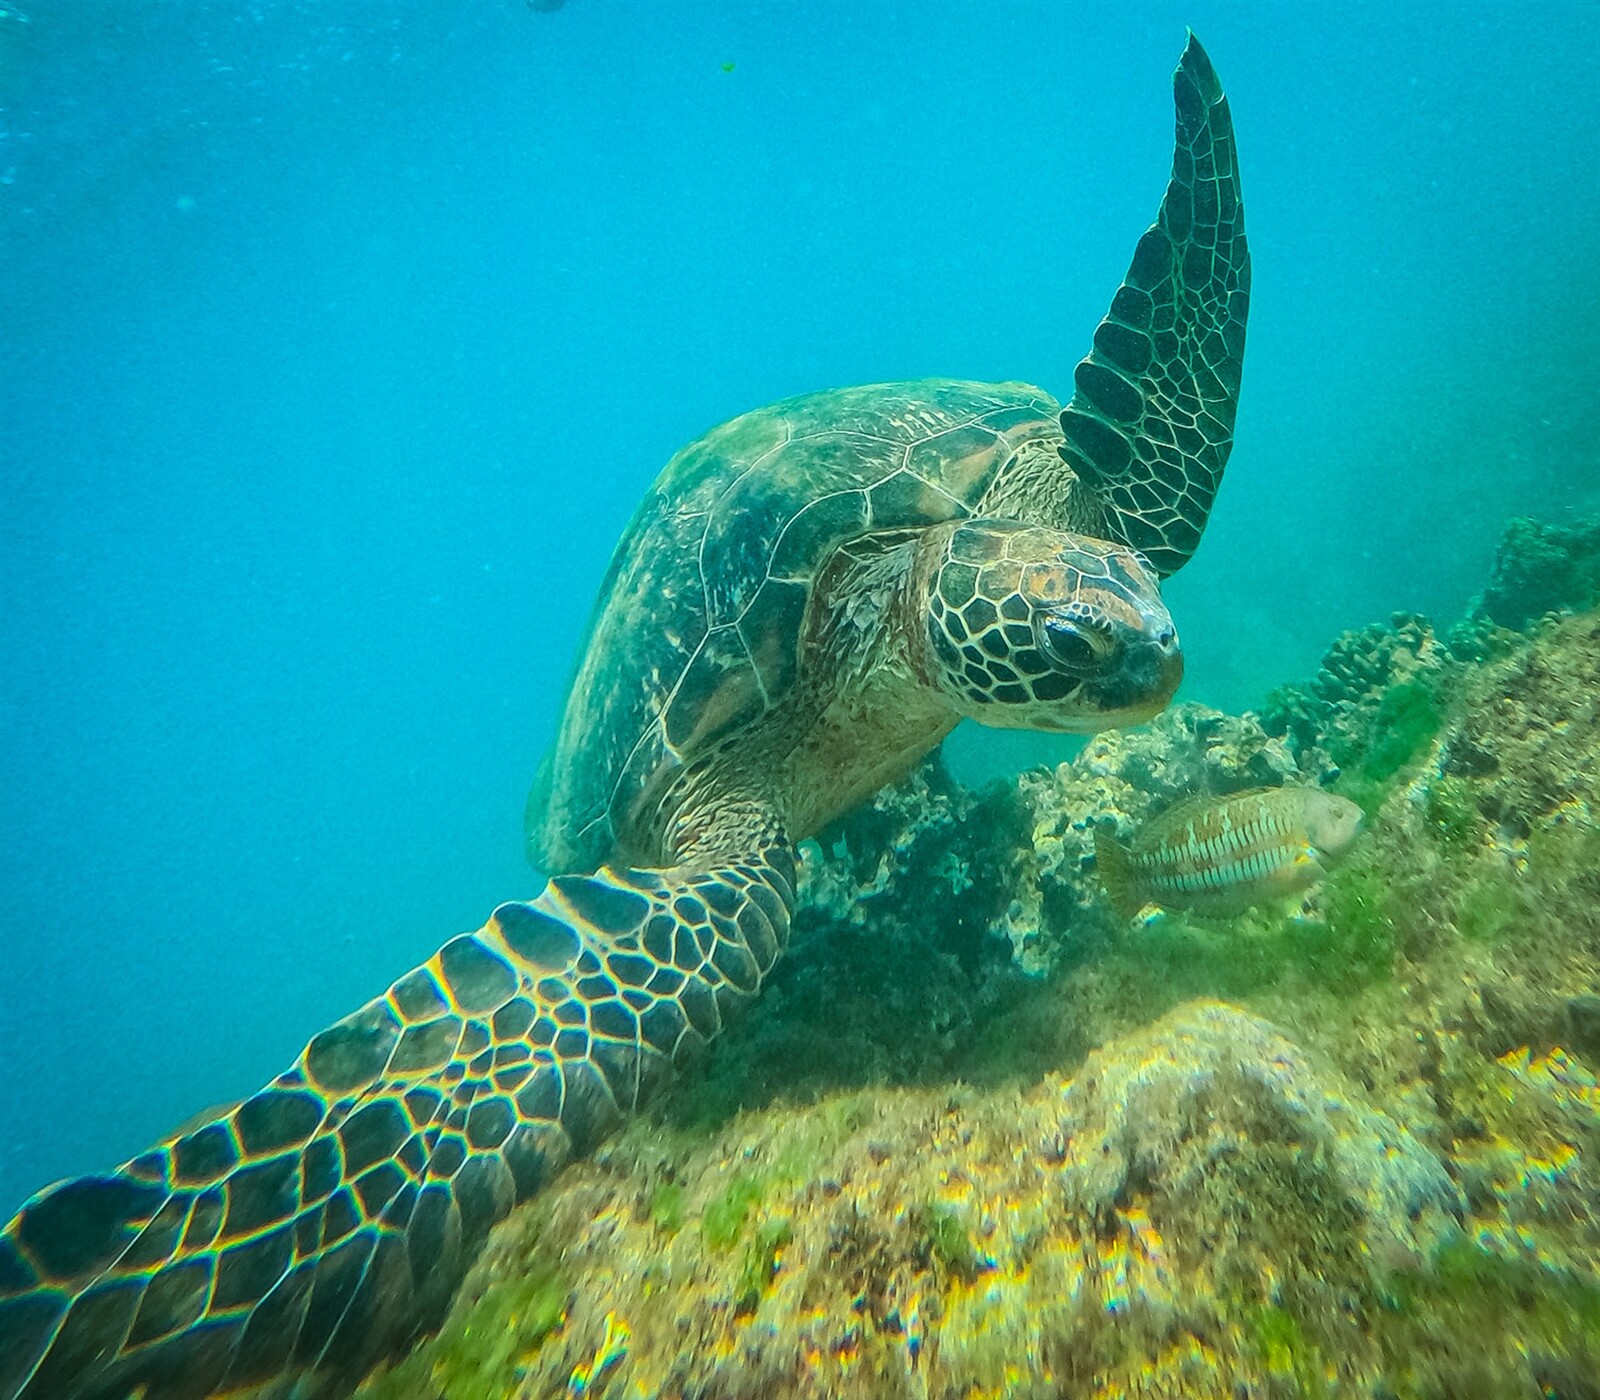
[0,838,792,1400]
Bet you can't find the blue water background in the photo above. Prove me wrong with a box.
[3,1,1598,1214]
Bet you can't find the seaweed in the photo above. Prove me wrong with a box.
[1244,1303,1334,1398]
[1364,678,1443,778]
[1421,774,1481,847]
[914,1201,978,1280]
[734,1218,793,1313]
[1332,677,1445,815]
[360,1266,568,1399]
[701,1172,764,1251]
[1373,1239,1600,1387]
[648,1180,684,1234]
[1086,854,1399,1012]
[1315,860,1401,983]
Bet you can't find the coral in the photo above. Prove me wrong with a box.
[1473,514,1600,631]
[799,752,1028,943]
[1262,613,1455,788]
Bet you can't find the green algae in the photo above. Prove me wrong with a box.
[1425,1238,1600,1337]
[649,1179,684,1234]
[735,1217,793,1312]
[701,1171,764,1250]
[916,1201,978,1279]
[1453,869,1525,944]
[1371,1240,1600,1390]
[1330,676,1446,816]
[1421,773,1480,847]
[1363,678,1443,779]
[1088,854,1399,1011]
[1448,818,1599,947]
[359,1266,568,1400]
[1314,859,1401,983]
[767,1096,869,1180]
[1245,1304,1333,1398]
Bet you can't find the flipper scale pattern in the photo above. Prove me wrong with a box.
[0,839,793,1400]
[1058,33,1250,576]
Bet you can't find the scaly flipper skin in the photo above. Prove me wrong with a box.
[1059,33,1250,576]
[0,834,793,1400]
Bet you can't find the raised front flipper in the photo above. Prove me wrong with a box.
[1059,33,1250,576]
[0,837,793,1400]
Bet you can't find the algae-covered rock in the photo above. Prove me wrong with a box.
[1445,611,1600,837]
[1262,612,1455,787]
[1059,1002,1463,1272]
[353,998,1599,1400]
[1473,515,1600,631]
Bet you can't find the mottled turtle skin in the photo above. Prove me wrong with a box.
[0,36,1248,1400]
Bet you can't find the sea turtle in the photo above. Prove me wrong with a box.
[0,35,1247,1400]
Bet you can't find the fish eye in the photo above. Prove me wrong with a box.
[1037,616,1107,674]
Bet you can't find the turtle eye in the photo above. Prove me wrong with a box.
[1037,616,1108,674]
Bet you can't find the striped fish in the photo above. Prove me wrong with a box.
[1094,786,1364,919]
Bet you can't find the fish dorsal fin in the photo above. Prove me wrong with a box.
[1142,785,1276,845]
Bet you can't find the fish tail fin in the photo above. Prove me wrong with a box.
[1093,826,1143,920]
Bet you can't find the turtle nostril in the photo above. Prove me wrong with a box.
[1154,623,1177,651]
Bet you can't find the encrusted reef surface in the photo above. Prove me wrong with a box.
[355,518,1600,1400]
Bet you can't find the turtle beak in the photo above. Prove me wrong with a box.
[1094,607,1183,724]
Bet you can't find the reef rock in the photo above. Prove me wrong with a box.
[1059,1001,1462,1270]
[1444,611,1600,838]
[1472,514,1600,632]
[1262,612,1454,785]
[353,1005,1479,1400]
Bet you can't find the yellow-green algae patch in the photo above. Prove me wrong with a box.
[352,613,1600,1399]
[356,1249,568,1400]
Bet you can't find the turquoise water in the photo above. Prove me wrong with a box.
[2,0,1597,1234]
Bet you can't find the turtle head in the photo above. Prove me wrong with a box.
[920,520,1182,732]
